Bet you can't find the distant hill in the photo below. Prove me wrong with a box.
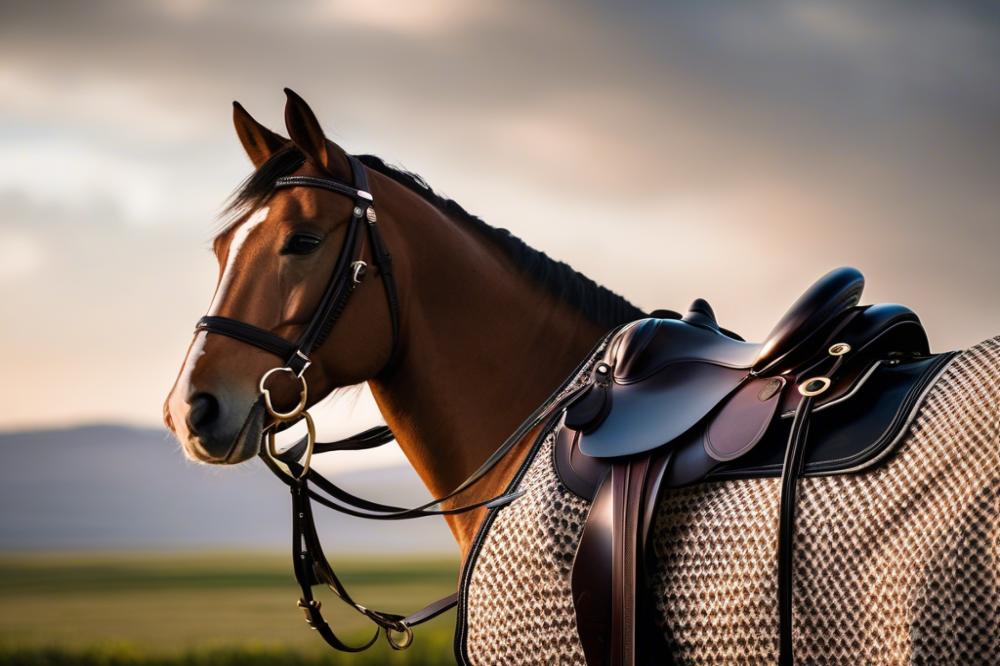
[0,425,456,554]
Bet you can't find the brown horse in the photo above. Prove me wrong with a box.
[165,92,999,664]
[164,89,640,553]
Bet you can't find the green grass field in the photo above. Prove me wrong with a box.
[0,552,461,665]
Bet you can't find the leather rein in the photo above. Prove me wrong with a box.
[193,156,598,651]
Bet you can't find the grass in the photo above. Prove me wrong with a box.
[0,552,460,665]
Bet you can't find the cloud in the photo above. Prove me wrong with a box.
[0,229,43,283]
[319,0,500,35]
[0,0,998,428]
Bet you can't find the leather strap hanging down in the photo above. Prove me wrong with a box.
[776,348,848,665]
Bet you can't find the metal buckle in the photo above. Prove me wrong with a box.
[351,260,368,285]
[384,621,414,650]
[293,351,312,378]
[259,367,308,420]
[297,598,322,626]
[267,411,316,480]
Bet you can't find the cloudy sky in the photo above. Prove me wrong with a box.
[2,1,998,444]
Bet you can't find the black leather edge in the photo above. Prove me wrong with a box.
[554,352,957,501]
[707,351,956,480]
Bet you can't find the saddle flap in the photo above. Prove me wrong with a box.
[577,362,747,459]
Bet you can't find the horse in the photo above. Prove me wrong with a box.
[164,90,999,665]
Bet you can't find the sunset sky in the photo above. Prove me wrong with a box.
[2,0,998,455]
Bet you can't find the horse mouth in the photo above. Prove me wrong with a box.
[222,400,267,464]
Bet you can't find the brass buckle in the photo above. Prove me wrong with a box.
[384,621,414,650]
[297,598,321,626]
[266,411,315,479]
[260,367,308,420]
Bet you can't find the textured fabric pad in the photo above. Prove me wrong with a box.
[463,337,999,665]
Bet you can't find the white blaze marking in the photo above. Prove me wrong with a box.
[208,206,269,314]
[169,206,269,449]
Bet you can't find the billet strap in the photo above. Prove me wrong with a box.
[776,348,848,665]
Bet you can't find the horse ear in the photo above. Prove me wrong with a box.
[283,88,352,180]
[232,101,287,168]
[285,88,351,180]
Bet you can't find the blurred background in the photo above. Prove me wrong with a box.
[1,1,998,664]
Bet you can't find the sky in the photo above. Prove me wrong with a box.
[1,0,998,454]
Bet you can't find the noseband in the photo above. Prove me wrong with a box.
[191,155,600,652]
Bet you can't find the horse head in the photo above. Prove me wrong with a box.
[164,90,396,464]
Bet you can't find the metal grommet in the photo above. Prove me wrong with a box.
[259,367,308,420]
[353,206,363,217]
[385,623,414,650]
[798,376,832,397]
[828,342,851,356]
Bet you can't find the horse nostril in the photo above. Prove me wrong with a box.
[187,392,220,435]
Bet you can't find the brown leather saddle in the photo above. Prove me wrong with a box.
[554,267,954,666]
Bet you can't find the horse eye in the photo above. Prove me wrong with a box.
[282,233,323,255]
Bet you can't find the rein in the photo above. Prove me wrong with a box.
[192,155,606,651]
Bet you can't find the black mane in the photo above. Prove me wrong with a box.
[225,147,644,330]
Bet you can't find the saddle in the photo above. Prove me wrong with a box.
[555,267,952,666]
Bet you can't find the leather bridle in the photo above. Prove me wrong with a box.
[191,155,602,652]
[197,156,400,399]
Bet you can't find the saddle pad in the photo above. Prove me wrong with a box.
[456,336,1000,665]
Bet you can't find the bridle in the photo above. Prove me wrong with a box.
[197,155,401,450]
[192,155,603,652]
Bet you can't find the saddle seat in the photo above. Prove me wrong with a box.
[555,267,949,666]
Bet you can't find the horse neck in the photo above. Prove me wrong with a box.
[367,185,608,555]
